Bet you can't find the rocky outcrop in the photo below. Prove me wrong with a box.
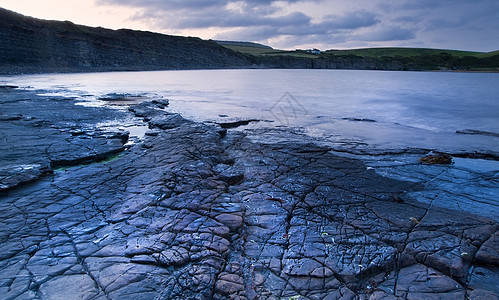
[0,8,251,74]
[0,89,135,191]
[1,89,497,299]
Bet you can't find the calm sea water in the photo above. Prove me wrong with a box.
[2,69,499,154]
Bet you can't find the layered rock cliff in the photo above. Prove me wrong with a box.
[0,7,251,74]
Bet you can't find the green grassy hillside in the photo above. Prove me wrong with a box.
[323,47,483,58]
[217,41,499,71]
[476,50,499,58]
[320,48,499,71]
[216,42,320,58]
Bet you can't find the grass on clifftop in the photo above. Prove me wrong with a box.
[323,47,484,58]
[220,44,320,58]
[217,41,499,71]
[221,43,496,59]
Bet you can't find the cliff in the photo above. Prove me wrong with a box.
[1,7,498,74]
[0,7,251,74]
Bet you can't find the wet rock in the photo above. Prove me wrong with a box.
[456,129,499,138]
[0,90,131,181]
[404,230,477,280]
[215,273,245,295]
[0,84,18,89]
[377,264,465,299]
[149,113,186,130]
[0,163,52,191]
[467,266,499,298]
[467,289,498,299]
[99,93,144,101]
[214,213,243,232]
[218,167,244,185]
[475,232,499,266]
[128,102,161,118]
[217,119,260,129]
[342,117,377,122]
[152,99,170,108]
[0,90,497,299]
[38,275,101,300]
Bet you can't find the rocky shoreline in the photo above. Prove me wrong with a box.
[1,88,498,299]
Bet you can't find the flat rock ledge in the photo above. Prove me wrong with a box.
[0,92,498,299]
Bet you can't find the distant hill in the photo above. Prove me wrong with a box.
[0,7,251,74]
[319,48,499,71]
[220,43,499,72]
[1,7,498,73]
[323,47,484,58]
[214,40,273,49]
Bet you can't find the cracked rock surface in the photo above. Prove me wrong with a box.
[1,90,498,299]
[0,90,131,191]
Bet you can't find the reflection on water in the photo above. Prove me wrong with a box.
[123,125,150,146]
[96,118,149,146]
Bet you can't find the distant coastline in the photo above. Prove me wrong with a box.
[1,7,498,75]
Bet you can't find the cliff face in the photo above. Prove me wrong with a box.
[0,8,251,74]
[252,55,405,70]
[2,8,496,74]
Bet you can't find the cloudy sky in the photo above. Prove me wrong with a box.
[1,0,498,51]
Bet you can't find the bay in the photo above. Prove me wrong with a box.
[2,69,498,154]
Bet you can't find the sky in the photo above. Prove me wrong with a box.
[1,0,498,52]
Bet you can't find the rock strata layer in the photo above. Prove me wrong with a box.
[0,90,498,299]
[0,8,250,74]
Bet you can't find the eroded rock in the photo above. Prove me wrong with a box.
[0,91,497,299]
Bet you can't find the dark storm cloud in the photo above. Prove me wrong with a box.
[213,10,379,42]
[379,0,499,51]
[102,0,366,31]
[98,0,375,27]
[103,0,318,34]
[97,0,499,51]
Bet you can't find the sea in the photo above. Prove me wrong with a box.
[2,69,499,218]
[2,68,498,157]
